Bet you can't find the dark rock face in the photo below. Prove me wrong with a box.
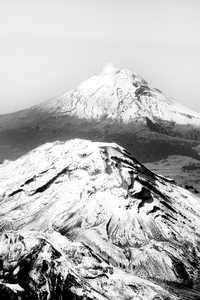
[0,139,200,299]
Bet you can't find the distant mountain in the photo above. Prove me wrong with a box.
[40,63,200,126]
[0,64,200,164]
[1,139,200,299]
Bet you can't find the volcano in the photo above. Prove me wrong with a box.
[0,139,200,299]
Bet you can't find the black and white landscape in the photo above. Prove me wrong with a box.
[1,1,200,299]
[1,66,200,299]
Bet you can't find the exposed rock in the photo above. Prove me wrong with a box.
[0,139,200,299]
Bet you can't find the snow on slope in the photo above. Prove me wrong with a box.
[1,139,200,299]
[39,64,200,126]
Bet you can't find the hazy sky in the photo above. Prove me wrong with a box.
[1,0,200,114]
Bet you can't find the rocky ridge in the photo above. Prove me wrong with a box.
[0,139,200,299]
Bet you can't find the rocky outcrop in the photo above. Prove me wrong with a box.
[1,139,200,299]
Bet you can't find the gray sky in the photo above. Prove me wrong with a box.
[1,0,200,114]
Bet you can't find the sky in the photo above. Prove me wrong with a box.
[1,0,200,114]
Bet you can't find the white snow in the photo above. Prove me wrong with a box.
[39,64,200,126]
[1,139,200,298]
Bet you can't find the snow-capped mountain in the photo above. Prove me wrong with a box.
[1,139,200,299]
[39,63,200,126]
[1,64,200,164]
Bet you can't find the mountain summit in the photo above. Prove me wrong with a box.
[40,64,200,126]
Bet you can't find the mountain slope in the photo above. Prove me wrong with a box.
[1,139,200,299]
[146,155,200,194]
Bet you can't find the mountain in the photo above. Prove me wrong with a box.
[0,64,200,165]
[40,63,200,126]
[1,139,200,299]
